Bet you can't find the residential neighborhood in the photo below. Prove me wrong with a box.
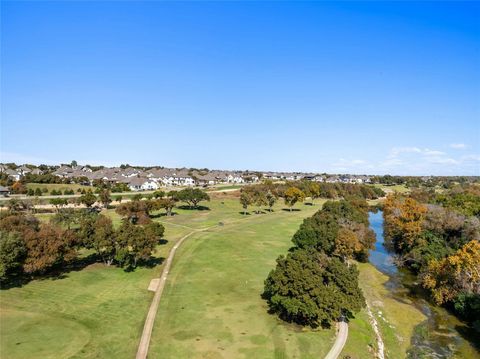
[0,163,375,193]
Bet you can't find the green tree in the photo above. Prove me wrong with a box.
[34,188,43,196]
[0,230,26,280]
[49,198,68,212]
[266,191,277,212]
[263,248,364,328]
[98,189,112,208]
[153,190,165,199]
[157,198,177,216]
[115,221,165,268]
[79,190,97,208]
[177,188,210,208]
[239,191,253,215]
[92,215,116,266]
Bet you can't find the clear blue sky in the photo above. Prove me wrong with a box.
[1,1,479,175]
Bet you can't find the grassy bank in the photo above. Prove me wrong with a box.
[341,262,426,359]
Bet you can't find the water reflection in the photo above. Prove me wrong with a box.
[367,211,479,358]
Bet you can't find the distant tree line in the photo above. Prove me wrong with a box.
[262,198,374,328]
[238,180,384,214]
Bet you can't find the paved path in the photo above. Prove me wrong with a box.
[324,321,348,359]
[136,229,201,359]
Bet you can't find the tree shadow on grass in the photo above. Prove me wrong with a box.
[238,211,252,215]
[123,257,166,272]
[0,252,99,290]
[151,212,178,218]
[177,205,210,211]
[281,208,301,212]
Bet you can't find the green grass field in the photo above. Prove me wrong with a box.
[372,183,410,194]
[148,200,336,358]
[1,197,338,359]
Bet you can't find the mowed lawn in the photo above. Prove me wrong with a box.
[149,199,337,359]
[0,220,192,359]
[0,196,335,358]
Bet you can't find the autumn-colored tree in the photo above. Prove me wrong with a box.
[23,223,78,274]
[334,227,362,263]
[309,182,321,204]
[11,181,27,194]
[115,200,151,224]
[421,240,480,305]
[283,187,305,211]
[383,194,427,253]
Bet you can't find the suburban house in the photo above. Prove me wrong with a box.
[126,177,160,191]
[0,186,10,197]
[4,169,21,181]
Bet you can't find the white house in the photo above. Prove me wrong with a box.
[127,178,159,191]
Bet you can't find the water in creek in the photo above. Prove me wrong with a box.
[368,211,479,358]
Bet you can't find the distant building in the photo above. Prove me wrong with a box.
[0,186,10,197]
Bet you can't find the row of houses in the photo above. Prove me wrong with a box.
[0,164,372,192]
[51,166,259,191]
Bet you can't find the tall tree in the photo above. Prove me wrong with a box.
[239,191,253,215]
[177,188,210,208]
[283,187,305,211]
[0,230,26,280]
[92,215,116,266]
[98,188,112,208]
[266,191,277,212]
[23,224,78,274]
[421,240,480,305]
[333,227,362,263]
[79,190,97,208]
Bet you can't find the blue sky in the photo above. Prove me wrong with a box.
[1,1,479,175]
